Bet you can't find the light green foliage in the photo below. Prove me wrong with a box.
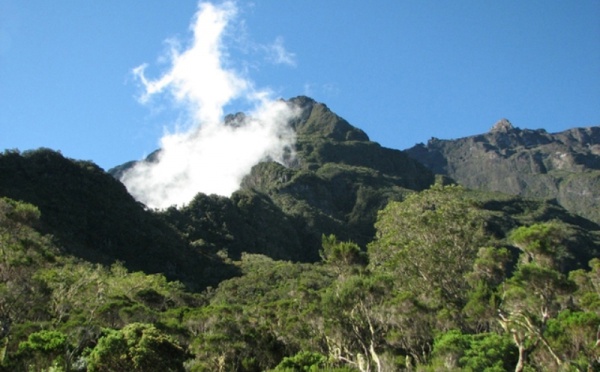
[509,221,571,269]
[569,258,600,312]
[35,261,187,328]
[429,330,517,371]
[460,332,517,371]
[16,330,69,371]
[369,184,488,310]
[467,247,511,288]
[0,197,56,267]
[87,323,186,372]
[545,310,600,369]
[321,273,393,369]
[498,222,580,371]
[185,254,334,371]
[0,198,56,343]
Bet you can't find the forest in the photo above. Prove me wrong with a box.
[1,182,599,371]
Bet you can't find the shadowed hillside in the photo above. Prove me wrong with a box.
[0,148,236,290]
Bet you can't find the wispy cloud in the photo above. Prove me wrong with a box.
[265,36,296,66]
[122,1,299,209]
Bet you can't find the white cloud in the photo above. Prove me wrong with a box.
[122,1,299,209]
[266,36,296,66]
[133,2,246,125]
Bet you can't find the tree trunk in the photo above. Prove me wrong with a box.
[369,342,382,372]
[515,343,526,372]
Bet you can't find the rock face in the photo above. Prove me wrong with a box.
[406,122,600,224]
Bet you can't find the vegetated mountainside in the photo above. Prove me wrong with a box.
[405,119,600,224]
[0,149,236,290]
[3,98,600,370]
[238,96,435,253]
[113,96,436,261]
[1,184,599,371]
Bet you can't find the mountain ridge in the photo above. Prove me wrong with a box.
[2,97,598,278]
[406,120,600,224]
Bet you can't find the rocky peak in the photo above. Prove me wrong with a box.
[224,112,247,128]
[405,122,600,224]
[287,96,369,141]
[490,118,515,133]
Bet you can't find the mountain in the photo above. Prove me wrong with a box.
[3,99,598,284]
[405,120,600,224]
[123,96,437,262]
[0,148,237,290]
[3,98,600,371]
[0,96,436,288]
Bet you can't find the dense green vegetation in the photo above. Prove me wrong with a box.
[0,148,238,290]
[1,182,598,371]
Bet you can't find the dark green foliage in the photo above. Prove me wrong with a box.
[0,149,236,290]
[287,96,369,142]
[163,191,308,261]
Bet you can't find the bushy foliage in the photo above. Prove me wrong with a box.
[87,323,186,372]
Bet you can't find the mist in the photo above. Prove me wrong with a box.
[122,1,299,209]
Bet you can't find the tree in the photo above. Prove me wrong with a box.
[429,330,517,371]
[320,234,367,276]
[498,222,576,371]
[321,274,395,372]
[87,323,186,372]
[16,330,69,371]
[463,247,511,332]
[368,185,489,325]
[271,351,328,371]
[0,198,56,360]
[569,258,600,313]
[545,310,600,370]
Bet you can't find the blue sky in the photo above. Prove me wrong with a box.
[1,1,599,172]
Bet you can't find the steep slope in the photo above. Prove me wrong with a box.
[111,96,436,261]
[406,120,600,224]
[0,148,236,289]
[239,97,435,254]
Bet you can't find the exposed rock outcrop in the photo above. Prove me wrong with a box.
[406,123,600,223]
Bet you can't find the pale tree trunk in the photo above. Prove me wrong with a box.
[360,300,383,372]
[499,314,528,372]
[515,342,526,372]
[369,342,382,372]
